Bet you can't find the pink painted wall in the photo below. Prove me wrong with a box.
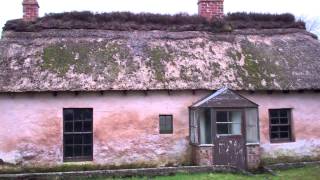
[0,90,319,166]
[0,91,206,166]
[243,91,320,163]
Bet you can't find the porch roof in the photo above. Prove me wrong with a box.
[191,87,258,108]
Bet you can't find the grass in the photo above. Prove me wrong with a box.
[85,165,320,180]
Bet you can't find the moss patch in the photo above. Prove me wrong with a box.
[261,149,320,165]
[42,45,76,75]
[180,65,202,82]
[238,40,284,89]
[145,46,173,82]
[226,48,242,61]
[42,42,133,79]
[261,156,320,165]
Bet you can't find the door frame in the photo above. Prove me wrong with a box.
[211,108,248,168]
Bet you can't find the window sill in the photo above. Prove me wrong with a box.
[246,143,260,146]
[270,138,295,144]
[63,157,93,163]
[63,161,94,165]
[270,140,295,144]
[198,144,214,147]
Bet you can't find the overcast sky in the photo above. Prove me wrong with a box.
[0,0,319,35]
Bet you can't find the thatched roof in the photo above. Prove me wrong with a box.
[0,28,319,92]
[3,12,305,32]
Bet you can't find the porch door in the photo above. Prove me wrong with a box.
[213,110,246,169]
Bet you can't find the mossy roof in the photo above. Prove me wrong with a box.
[0,28,319,92]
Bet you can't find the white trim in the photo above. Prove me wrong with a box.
[246,143,260,145]
[198,144,214,147]
[193,87,228,107]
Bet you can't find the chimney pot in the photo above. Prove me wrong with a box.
[198,0,224,20]
[22,0,39,22]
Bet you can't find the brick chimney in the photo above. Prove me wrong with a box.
[198,0,224,20]
[22,0,39,22]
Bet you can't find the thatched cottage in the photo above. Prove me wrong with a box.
[0,0,320,170]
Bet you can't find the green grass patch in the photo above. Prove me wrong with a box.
[85,165,320,180]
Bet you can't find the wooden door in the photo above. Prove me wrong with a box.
[213,110,246,169]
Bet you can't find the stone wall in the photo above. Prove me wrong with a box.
[246,145,261,169]
[192,145,214,166]
[193,144,261,169]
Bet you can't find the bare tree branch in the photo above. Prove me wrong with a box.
[299,15,320,38]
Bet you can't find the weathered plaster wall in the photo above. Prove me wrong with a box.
[0,91,319,166]
[0,91,207,166]
[243,92,320,164]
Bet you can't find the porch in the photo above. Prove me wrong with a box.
[189,88,261,169]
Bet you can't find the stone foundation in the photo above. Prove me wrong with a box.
[192,145,213,166]
[246,144,261,169]
[193,144,261,169]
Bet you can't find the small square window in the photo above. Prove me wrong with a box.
[159,115,173,134]
[269,109,293,143]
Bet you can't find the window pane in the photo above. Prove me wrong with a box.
[280,110,288,118]
[232,123,241,135]
[160,119,165,128]
[166,115,172,122]
[280,118,289,124]
[84,109,92,121]
[83,145,92,156]
[270,110,279,118]
[217,112,228,122]
[231,112,241,123]
[83,121,92,132]
[65,122,73,132]
[231,111,242,135]
[271,118,279,124]
[74,134,82,144]
[190,110,199,144]
[64,110,74,121]
[74,109,85,120]
[205,109,212,144]
[65,146,73,157]
[160,116,166,122]
[280,126,289,132]
[200,109,212,144]
[74,145,82,156]
[74,122,83,132]
[217,123,229,134]
[64,135,73,145]
[271,132,279,139]
[271,126,279,132]
[246,108,259,143]
[167,120,172,130]
[84,134,93,144]
[280,132,289,138]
